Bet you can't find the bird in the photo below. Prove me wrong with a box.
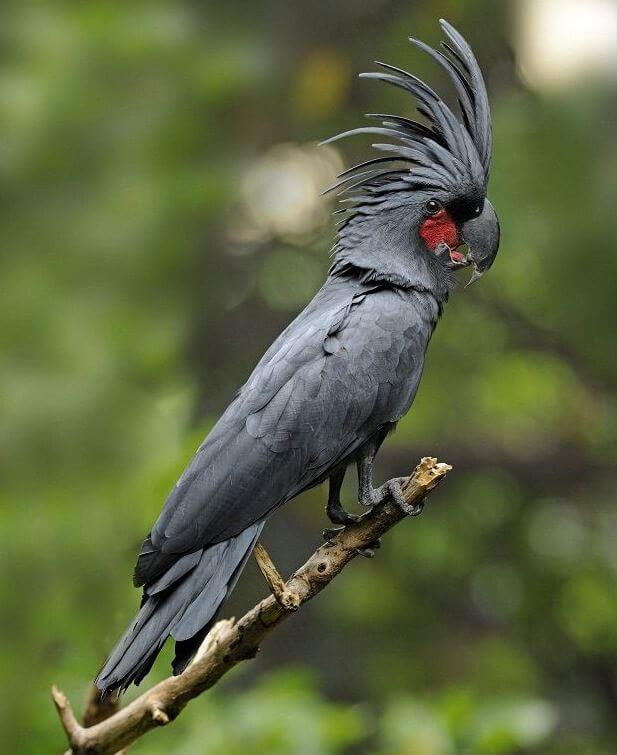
[95,19,500,696]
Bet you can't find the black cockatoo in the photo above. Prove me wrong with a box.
[96,20,500,695]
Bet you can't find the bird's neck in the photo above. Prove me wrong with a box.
[330,201,453,304]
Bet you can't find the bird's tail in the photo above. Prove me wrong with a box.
[95,522,264,696]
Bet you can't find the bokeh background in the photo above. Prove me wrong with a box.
[2,0,617,752]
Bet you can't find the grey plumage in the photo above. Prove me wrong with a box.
[323,19,492,199]
[96,20,499,696]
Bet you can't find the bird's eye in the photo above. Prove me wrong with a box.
[474,205,482,216]
[425,199,441,215]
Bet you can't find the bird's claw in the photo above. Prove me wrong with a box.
[408,498,425,516]
[326,505,361,526]
[372,477,406,508]
[358,484,387,508]
[323,506,365,543]
[360,476,425,516]
[376,477,425,516]
[355,538,382,558]
[323,474,422,553]
[322,526,345,543]
[323,526,382,558]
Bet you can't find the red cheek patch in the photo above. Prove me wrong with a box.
[419,209,458,251]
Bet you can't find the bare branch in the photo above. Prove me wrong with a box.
[52,456,452,755]
[253,542,300,610]
[52,686,82,743]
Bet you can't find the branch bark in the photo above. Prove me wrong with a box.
[82,684,120,728]
[52,456,452,755]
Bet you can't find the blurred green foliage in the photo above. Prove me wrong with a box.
[1,1,616,753]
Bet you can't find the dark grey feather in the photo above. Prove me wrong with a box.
[95,20,494,697]
[326,20,492,215]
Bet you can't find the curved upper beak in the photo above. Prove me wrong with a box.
[460,199,500,286]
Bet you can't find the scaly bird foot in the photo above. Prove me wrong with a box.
[365,477,424,516]
[359,476,406,508]
[382,477,425,515]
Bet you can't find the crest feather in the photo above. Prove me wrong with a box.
[322,20,492,200]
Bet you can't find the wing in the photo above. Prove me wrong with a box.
[137,281,433,585]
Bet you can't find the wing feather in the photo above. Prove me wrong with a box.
[138,282,431,586]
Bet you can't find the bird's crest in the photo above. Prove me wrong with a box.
[322,20,492,201]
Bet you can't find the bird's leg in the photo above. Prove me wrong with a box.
[357,454,389,507]
[325,468,359,526]
[322,469,379,558]
[325,453,382,558]
[357,455,424,517]
[323,468,359,542]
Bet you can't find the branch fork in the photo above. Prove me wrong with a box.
[253,542,300,611]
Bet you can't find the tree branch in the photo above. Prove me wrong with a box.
[52,456,452,755]
[82,684,120,728]
[253,542,301,610]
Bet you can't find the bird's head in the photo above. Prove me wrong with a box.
[325,20,500,293]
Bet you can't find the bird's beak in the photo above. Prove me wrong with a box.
[460,199,500,287]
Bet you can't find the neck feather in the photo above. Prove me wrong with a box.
[329,198,453,303]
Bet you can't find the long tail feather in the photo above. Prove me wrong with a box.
[95,522,264,695]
